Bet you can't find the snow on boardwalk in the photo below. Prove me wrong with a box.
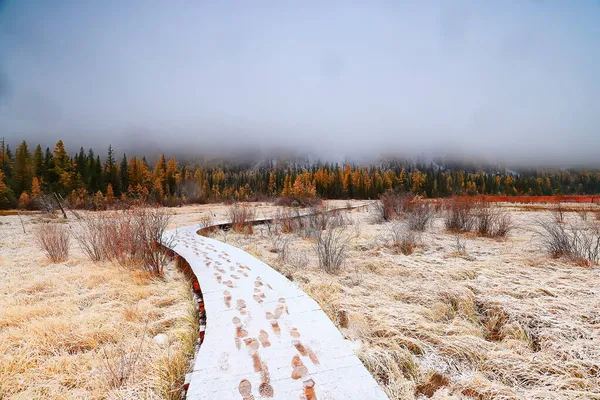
[166,222,388,400]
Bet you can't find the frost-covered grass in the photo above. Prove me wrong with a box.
[0,214,197,399]
[219,202,600,399]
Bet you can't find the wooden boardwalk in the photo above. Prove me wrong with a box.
[165,214,388,399]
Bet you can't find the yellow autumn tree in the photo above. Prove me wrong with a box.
[31,177,42,200]
[268,172,277,195]
[281,174,292,197]
[18,192,31,209]
[105,184,115,204]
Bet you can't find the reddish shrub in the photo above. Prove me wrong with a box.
[34,223,70,262]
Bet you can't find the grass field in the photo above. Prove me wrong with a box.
[0,213,197,399]
[1,201,599,399]
[215,202,600,399]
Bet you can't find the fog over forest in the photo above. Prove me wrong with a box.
[1,1,599,166]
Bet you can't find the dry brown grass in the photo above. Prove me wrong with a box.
[220,201,600,399]
[0,212,197,399]
[6,201,596,399]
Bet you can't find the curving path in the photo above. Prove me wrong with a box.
[164,205,388,400]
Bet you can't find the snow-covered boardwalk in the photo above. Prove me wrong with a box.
[165,215,388,399]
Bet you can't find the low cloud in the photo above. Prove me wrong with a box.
[1,1,599,167]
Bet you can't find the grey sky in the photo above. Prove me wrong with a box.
[1,1,599,165]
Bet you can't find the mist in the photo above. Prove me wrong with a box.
[1,1,599,167]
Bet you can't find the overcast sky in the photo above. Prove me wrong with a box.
[1,1,599,165]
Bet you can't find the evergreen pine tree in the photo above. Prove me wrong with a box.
[120,153,129,193]
[13,140,33,195]
[33,144,44,178]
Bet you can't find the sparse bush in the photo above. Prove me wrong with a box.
[198,214,218,236]
[73,208,174,274]
[454,234,467,255]
[302,206,350,237]
[535,218,571,259]
[431,200,444,213]
[491,212,512,238]
[102,212,141,266]
[535,218,600,265]
[576,209,589,221]
[313,226,356,273]
[228,203,256,234]
[329,209,351,229]
[33,193,59,217]
[275,208,297,233]
[475,203,512,238]
[274,196,321,208]
[34,223,70,262]
[406,202,435,231]
[289,251,309,270]
[378,191,414,221]
[369,202,385,224]
[135,208,174,275]
[387,223,417,255]
[444,198,476,232]
[269,234,290,262]
[72,213,106,261]
[553,203,565,223]
[262,212,280,237]
[303,205,330,235]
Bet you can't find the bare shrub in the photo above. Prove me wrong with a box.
[571,225,600,266]
[289,251,309,269]
[72,213,106,261]
[553,203,565,223]
[491,211,512,238]
[101,212,140,266]
[368,202,385,224]
[313,226,356,273]
[274,196,322,208]
[262,212,280,237]
[387,223,417,255]
[269,234,290,262]
[308,205,331,230]
[454,234,467,255]
[135,208,174,275]
[198,214,217,234]
[406,202,435,231]
[475,203,513,238]
[535,218,571,258]
[329,209,351,229]
[228,203,256,234]
[33,193,59,217]
[275,207,301,233]
[431,199,444,213]
[444,198,476,232]
[535,218,600,265]
[73,208,174,274]
[302,206,350,238]
[576,209,589,221]
[378,191,414,221]
[34,223,70,262]
[72,211,139,265]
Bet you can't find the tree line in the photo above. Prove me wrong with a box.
[1,140,599,209]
